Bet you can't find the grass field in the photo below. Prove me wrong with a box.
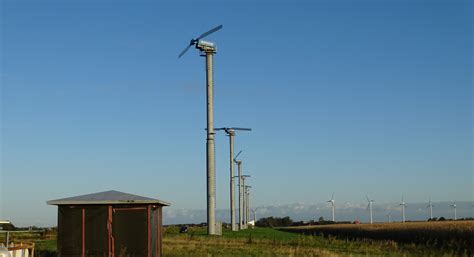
[2,222,472,256]
[162,226,471,256]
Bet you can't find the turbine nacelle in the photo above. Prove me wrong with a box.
[196,40,215,48]
[178,25,222,58]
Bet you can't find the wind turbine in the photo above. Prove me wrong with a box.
[252,207,262,225]
[178,24,223,235]
[241,175,251,229]
[450,201,457,220]
[399,196,407,223]
[234,150,249,230]
[427,197,434,220]
[366,195,375,224]
[215,127,251,231]
[244,185,252,227]
[327,193,335,222]
[386,211,392,223]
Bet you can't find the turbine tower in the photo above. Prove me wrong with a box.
[252,207,262,225]
[450,201,457,220]
[178,25,223,235]
[399,196,407,223]
[427,197,434,220]
[245,185,252,227]
[327,193,335,222]
[241,175,251,229]
[233,150,246,230]
[215,127,251,231]
[366,195,375,224]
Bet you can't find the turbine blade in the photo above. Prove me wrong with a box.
[178,44,192,58]
[331,192,334,200]
[197,25,223,40]
[230,127,252,131]
[234,150,242,159]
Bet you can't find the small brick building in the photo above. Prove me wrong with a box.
[48,190,170,257]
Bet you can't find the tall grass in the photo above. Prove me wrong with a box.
[280,220,474,255]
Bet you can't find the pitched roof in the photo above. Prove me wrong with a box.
[47,190,170,206]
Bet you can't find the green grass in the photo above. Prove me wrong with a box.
[163,226,470,256]
[10,226,472,256]
[166,227,299,240]
[34,239,57,252]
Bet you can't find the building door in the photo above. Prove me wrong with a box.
[112,207,148,257]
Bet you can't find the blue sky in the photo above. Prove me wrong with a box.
[1,0,472,226]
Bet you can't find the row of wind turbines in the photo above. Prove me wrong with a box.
[179,25,256,234]
[326,194,460,224]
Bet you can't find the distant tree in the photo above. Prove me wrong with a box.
[318,216,325,222]
[256,216,294,227]
[438,217,446,221]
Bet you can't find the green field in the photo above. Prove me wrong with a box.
[162,226,470,256]
[2,224,472,256]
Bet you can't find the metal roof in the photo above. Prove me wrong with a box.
[47,190,170,206]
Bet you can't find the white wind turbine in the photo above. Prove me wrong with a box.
[399,196,407,223]
[327,193,335,222]
[366,195,375,224]
[450,201,457,220]
[386,210,392,223]
[427,197,434,220]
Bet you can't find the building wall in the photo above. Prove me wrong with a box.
[57,204,162,257]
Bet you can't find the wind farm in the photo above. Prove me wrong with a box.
[1,1,473,257]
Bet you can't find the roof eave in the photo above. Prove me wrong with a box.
[47,200,171,206]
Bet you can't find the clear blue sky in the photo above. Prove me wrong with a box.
[1,0,472,226]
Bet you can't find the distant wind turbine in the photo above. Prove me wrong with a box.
[450,201,457,220]
[427,197,434,220]
[399,196,407,223]
[327,193,335,222]
[386,211,392,223]
[366,195,375,224]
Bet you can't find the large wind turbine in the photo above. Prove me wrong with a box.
[241,175,251,229]
[366,196,375,224]
[427,197,434,220]
[450,201,457,220]
[399,196,407,223]
[215,127,251,231]
[178,24,223,235]
[327,193,335,222]
[245,185,252,227]
[233,151,246,230]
